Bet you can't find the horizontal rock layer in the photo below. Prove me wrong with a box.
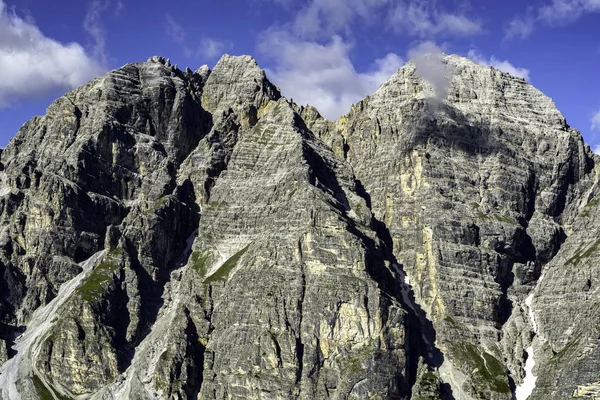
[0,53,598,400]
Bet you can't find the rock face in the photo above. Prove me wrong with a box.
[0,53,598,400]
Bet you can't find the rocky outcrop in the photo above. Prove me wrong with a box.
[529,169,600,399]
[306,54,597,399]
[0,53,598,400]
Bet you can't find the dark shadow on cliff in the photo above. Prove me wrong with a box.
[298,120,455,398]
[402,100,512,158]
[359,180,455,400]
[117,179,200,371]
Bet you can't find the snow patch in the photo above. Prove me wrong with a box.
[515,346,537,400]
[525,292,538,334]
[515,290,539,400]
[0,250,105,400]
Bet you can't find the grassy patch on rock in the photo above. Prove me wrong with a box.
[567,240,600,266]
[32,375,71,400]
[190,250,211,276]
[205,244,251,283]
[450,341,510,394]
[338,343,378,377]
[551,334,581,361]
[77,260,120,302]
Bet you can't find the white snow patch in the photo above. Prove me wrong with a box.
[0,186,9,197]
[0,250,105,400]
[525,292,538,334]
[515,290,539,400]
[515,346,537,400]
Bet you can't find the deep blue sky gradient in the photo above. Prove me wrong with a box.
[1,0,599,149]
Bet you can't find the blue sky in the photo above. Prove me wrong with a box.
[0,0,599,151]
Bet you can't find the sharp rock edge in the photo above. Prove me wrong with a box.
[0,53,598,400]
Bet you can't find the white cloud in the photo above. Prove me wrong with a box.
[256,0,479,119]
[165,14,231,60]
[407,41,453,100]
[199,38,232,59]
[505,16,534,39]
[258,30,403,119]
[389,1,482,37]
[275,0,481,39]
[593,144,600,155]
[292,0,390,38]
[166,13,187,48]
[507,0,600,39]
[538,0,600,24]
[83,0,110,66]
[591,109,600,131]
[0,1,104,107]
[467,50,531,81]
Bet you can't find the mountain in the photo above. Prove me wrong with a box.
[0,53,598,400]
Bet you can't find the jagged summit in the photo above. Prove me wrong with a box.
[0,52,599,400]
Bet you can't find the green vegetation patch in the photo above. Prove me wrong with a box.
[339,343,378,376]
[77,259,120,302]
[190,250,212,276]
[551,335,581,361]
[206,200,229,211]
[32,375,71,400]
[567,240,600,266]
[205,244,251,283]
[450,341,510,394]
[580,195,600,218]
[585,195,600,209]
[141,196,171,216]
[444,315,460,329]
[413,370,443,400]
[420,371,438,385]
[469,203,516,225]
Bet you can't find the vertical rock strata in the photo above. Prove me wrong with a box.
[0,53,598,399]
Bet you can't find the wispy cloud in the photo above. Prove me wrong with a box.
[0,1,104,107]
[199,38,232,59]
[505,16,535,39]
[165,14,231,60]
[258,29,403,119]
[273,0,482,39]
[506,0,600,39]
[291,0,390,38]
[467,50,531,81]
[591,109,600,131]
[83,0,110,66]
[389,2,482,37]
[166,13,187,48]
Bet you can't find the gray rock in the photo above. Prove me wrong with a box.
[0,53,598,400]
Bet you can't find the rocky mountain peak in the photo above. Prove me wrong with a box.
[0,52,599,400]
[201,54,281,116]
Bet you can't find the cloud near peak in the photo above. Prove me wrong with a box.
[258,30,404,120]
[467,50,531,81]
[0,1,105,107]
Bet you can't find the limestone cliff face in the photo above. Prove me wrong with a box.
[0,54,598,400]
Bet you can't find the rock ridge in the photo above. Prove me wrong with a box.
[0,53,598,400]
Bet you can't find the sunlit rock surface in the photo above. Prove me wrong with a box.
[0,53,598,399]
